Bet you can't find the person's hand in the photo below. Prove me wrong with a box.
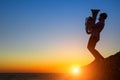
[86,31,91,34]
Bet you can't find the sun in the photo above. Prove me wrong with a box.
[70,65,81,75]
[73,67,79,74]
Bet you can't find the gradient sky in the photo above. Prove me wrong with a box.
[0,0,120,73]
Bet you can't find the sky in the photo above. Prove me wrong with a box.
[0,0,120,73]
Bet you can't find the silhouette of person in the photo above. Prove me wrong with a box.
[87,13,107,61]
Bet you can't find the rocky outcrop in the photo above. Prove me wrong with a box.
[81,51,120,80]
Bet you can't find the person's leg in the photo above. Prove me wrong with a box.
[87,36,104,60]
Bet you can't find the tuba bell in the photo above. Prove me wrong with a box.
[85,9,100,34]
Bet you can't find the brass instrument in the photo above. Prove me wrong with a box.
[85,9,100,34]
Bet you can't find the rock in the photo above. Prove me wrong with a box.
[80,51,120,80]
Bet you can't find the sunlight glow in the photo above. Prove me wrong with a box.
[73,67,79,74]
[70,65,81,75]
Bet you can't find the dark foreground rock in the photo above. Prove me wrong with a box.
[80,51,120,80]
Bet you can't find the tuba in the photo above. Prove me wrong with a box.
[85,9,100,34]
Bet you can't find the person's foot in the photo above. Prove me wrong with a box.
[94,57,104,64]
[99,57,104,61]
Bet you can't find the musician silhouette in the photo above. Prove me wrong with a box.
[85,10,107,61]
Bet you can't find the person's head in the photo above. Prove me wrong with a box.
[99,13,107,21]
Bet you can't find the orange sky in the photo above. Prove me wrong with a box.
[0,59,89,73]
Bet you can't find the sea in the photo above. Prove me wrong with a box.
[0,73,78,80]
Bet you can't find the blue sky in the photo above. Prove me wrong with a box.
[0,0,120,72]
